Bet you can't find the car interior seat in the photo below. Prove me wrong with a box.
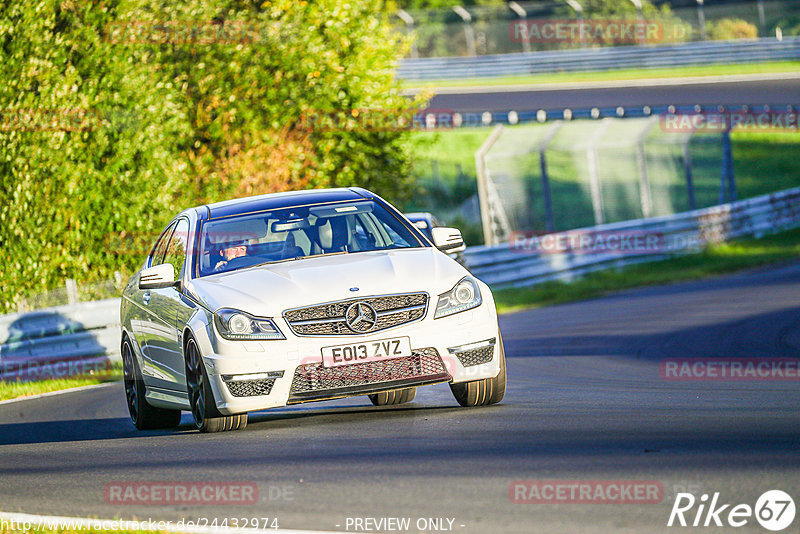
[314,217,351,254]
[281,232,305,260]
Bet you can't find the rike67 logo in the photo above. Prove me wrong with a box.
[668,490,796,531]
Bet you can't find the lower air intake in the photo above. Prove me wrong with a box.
[224,377,278,398]
[454,345,495,367]
[288,347,449,402]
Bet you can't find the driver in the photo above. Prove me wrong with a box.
[213,242,247,273]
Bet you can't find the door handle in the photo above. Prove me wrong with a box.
[143,291,151,304]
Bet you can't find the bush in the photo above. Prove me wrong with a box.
[707,18,759,41]
[0,0,425,313]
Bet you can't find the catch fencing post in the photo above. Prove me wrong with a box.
[475,125,506,245]
[509,2,531,53]
[683,134,696,210]
[397,10,419,59]
[538,121,563,233]
[587,119,612,225]
[696,0,706,40]
[66,279,78,305]
[721,128,736,202]
[565,0,586,48]
[453,6,477,57]
[636,118,658,218]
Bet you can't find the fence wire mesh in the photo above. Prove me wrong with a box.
[407,118,757,246]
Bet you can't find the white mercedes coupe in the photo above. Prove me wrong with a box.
[120,188,506,432]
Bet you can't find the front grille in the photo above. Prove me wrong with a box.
[283,293,428,336]
[223,377,277,397]
[288,347,449,402]
[454,345,495,367]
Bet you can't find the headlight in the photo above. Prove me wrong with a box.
[214,308,285,340]
[434,276,482,319]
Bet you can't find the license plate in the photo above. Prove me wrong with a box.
[321,337,412,368]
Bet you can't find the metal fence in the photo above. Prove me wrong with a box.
[410,103,796,249]
[475,117,745,246]
[463,185,800,288]
[394,0,800,59]
[397,37,800,80]
[12,274,125,314]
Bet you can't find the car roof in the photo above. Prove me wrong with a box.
[197,187,374,220]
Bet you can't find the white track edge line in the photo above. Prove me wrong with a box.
[0,381,118,406]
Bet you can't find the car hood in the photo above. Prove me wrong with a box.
[187,248,469,317]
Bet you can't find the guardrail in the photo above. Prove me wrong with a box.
[398,38,800,81]
[3,186,799,380]
[463,186,800,288]
[0,299,120,381]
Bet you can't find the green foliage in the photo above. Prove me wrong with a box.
[389,1,505,9]
[0,0,423,313]
[707,18,759,41]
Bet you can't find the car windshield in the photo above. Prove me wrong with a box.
[197,200,424,276]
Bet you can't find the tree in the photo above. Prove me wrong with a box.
[0,0,425,312]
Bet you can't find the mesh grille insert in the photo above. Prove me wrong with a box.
[454,345,495,367]
[223,377,277,397]
[289,347,447,397]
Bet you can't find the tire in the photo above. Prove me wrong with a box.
[184,336,248,433]
[449,334,507,407]
[122,337,182,430]
[368,387,416,406]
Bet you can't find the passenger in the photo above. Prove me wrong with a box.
[213,242,247,273]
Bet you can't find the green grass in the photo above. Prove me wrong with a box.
[0,364,122,402]
[493,227,800,314]
[409,128,489,177]
[405,61,800,89]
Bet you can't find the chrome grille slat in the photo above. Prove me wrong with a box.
[283,293,428,336]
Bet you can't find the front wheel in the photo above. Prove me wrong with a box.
[122,337,181,430]
[185,337,248,433]
[449,334,507,407]
[369,387,416,406]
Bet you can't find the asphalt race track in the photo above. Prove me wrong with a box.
[2,261,800,533]
[426,77,800,113]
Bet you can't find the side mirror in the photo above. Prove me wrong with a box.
[432,227,466,254]
[139,263,177,290]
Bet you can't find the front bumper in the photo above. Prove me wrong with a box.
[190,295,501,416]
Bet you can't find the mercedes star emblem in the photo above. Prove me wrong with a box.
[345,302,378,333]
